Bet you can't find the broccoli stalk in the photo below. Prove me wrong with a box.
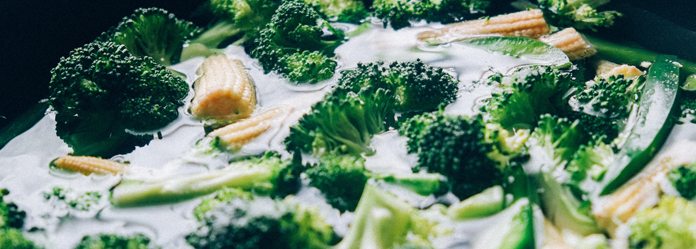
[110,152,301,206]
[49,41,189,157]
[305,154,447,212]
[187,195,337,249]
[334,184,449,249]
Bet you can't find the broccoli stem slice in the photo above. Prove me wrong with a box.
[334,184,415,249]
[111,165,277,207]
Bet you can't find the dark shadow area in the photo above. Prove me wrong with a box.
[0,0,202,130]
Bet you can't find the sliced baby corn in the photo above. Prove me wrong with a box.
[540,28,596,61]
[190,55,257,122]
[208,105,292,151]
[53,155,127,175]
[417,9,549,42]
[594,60,643,79]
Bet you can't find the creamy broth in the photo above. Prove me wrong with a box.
[3,21,696,249]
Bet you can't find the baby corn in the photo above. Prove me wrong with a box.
[208,105,292,151]
[540,28,596,61]
[592,157,677,235]
[53,155,126,175]
[418,9,549,41]
[190,55,257,121]
[594,60,643,78]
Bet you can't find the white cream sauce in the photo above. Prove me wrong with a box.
[3,21,696,249]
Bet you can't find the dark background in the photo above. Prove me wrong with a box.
[1,0,695,130]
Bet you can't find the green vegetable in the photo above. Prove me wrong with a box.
[0,189,38,249]
[458,37,571,68]
[447,185,505,220]
[333,184,449,249]
[537,0,621,31]
[301,0,369,23]
[75,234,156,249]
[372,0,490,30]
[284,60,458,156]
[400,111,529,199]
[536,172,600,236]
[0,228,40,249]
[48,41,189,157]
[628,196,696,249]
[668,162,696,200]
[98,8,200,65]
[483,65,577,130]
[305,154,447,212]
[585,34,696,80]
[598,55,680,195]
[187,196,337,249]
[472,198,535,249]
[249,1,345,83]
[110,152,301,206]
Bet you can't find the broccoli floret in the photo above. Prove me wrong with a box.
[285,88,395,156]
[538,0,621,31]
[0,189,26,230]
[668,162,696,200]
[372,0,490,30]
[627,196,696,249]
[302,0,369,23]
[333,184,450,249]
[75,234,156,249]
[483,65,577,130]
[43,187,103,212]
[0,190,38,249]
[566,140,613,184]
[400,111,529,199]
[305,154,446,212]
[49,41,189,157]
[338,60,459,112]
[99,8,200,66]
[250,1,345,83]
[277,50,338,83]
[193,188,253,221]
[574,74,644,119]
[111,151,302,206]
[0,229,39,249]
[187,196,337,249]
[529,114,589,166]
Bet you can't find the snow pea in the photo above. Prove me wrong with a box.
[598,55,680,195]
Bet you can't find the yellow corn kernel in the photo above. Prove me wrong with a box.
[53,155,126,175]
[540,28,597,61]
[208,105,292,151]
[190,55,257,121]
[417,9,549,41]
